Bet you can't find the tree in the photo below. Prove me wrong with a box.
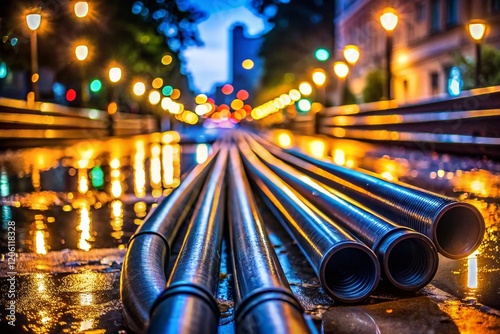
[0,0,205,109]
[453,45,500,89]
[362,69,384,103]
[251,0,336,105]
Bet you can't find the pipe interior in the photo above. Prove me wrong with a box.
[387,238,436,289]
[436,206,484,258]
[324,248,378,301]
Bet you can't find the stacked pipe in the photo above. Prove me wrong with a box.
[227,146,312,333]
[237,136,381,303]
[254,134,485,260]
[244,135,438,291]
[147,144,229,333]
[120,131,485,332]
[120,144,220,333]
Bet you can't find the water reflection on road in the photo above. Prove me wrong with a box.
[270,129,500,309]
[0,132,199,254]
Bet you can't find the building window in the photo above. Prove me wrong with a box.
[431,71,439,95]
[446,0,458,27]
[415,2,425,22]
[493,0,500,12]
[431,0,441,33]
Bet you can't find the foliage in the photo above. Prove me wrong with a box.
[453,45,500,89]
[250,0,336,105]
[0,0,205,108]
[343,81,357,105]
[362,69,384,103]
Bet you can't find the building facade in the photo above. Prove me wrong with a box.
[335,0,500,103]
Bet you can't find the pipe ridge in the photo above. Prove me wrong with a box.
[150,282,220,317]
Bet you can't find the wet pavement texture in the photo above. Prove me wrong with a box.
[0,129,499,333]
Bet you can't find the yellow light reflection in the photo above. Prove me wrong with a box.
[150,143,162,190]
[134,201,147,225]
[162,143,180,189]
[35,230,47,254]
[307,140,326,158]
[196,144,209,164]
[32,166,41,191]
[80,293,93,306]
[109,158,123,199]
[77,205,92,251]
[277,132,292,148]
[78,168,89,194]
[110,199,124,240]
[134,141,146,198]
[333,149,346,166]
[467,250,479,289]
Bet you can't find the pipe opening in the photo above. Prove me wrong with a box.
[386,237,437,290]
[435,205,484,259]
[323,247,379,302]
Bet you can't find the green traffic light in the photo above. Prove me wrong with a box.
[89,79,102,93]
[315,48,330,62]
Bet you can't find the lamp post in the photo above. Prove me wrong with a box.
[343,45,360,104]
[312,68,327,106]
[26,13,41,101]
[333,61,349,105]
[380,7,398,100]
[75,44,89,106]
[74,1,89,18]
[467,20,487,87]
[107,66,122,136]
[343,44,360,66]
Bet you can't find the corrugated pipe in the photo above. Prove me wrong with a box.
[147,145,228,334]
[246,135,438,291]
[237,138,380,303]
[254,135,485,259]
[120,146,219,333]
[228,145,312,333]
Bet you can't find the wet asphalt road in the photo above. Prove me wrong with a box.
[0,129,499,333]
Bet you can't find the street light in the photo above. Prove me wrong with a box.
[75,44,89,105]
[107,66,122,136]
[334,61,349,105]
[467,20,487,87]
[312,68,326,106]
[298,81,313,96]
[26,12,41,101]
[343,45,360,66]
[109,67,122,83]
[74,1,89,18]
[380,7,398,100]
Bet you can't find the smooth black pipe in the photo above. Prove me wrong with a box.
[228,146,311,333]
[120,146,219,333]
[255,135,485,259]
[246,135,438,291]
[237,138,380,303]
[147,145,228,334]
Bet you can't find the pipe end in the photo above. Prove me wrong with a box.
[320,242,380,303]
[434,202,485,259]
[377,229,439,291]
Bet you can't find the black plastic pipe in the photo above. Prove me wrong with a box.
[147,145,228,334]
[228,145,311,333]
[237,138,380,303]
[246,136,439,291]
[254,135,485,259]
[120,146,219,333]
